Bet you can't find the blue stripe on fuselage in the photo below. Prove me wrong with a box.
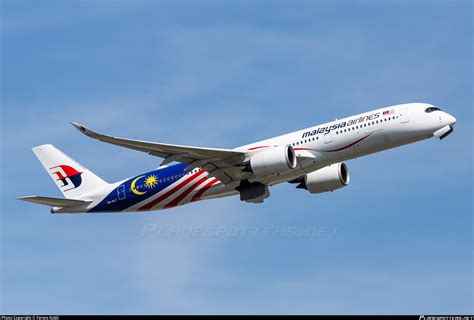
[89,163,190,212]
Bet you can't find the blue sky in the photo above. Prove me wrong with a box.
[1,0,472,314]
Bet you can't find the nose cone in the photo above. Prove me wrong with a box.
[446,113,456,126]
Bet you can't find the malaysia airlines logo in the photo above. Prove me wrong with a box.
[49,165,83,192]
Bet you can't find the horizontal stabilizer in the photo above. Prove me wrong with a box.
[17,196,91,208]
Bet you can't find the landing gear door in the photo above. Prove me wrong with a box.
[400,108,410,124]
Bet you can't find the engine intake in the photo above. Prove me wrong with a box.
[249,145,297,176]
[297,162,350,194]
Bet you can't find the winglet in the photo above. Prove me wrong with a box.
[70,122,103,139]
[71,122,87,133]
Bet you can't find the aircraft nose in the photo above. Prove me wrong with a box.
[446,113,456,126]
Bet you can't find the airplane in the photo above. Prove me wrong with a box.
[18,102,456,214]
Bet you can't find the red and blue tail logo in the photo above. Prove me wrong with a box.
[49,165,83,192]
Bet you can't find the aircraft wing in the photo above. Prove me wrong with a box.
[71,123,248,184]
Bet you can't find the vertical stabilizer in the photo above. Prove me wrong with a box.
[32,144,109,199]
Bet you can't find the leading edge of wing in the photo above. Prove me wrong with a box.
[70,122,245,160]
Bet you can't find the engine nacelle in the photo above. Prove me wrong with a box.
[236,180,270,203]
[249,145,297,176]
[304,162,350,194]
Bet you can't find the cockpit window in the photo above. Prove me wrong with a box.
[425,107,441,113]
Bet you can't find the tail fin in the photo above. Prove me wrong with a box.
[32,144,109,199]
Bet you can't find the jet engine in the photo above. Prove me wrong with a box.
[236,180,270,203]
[293,162,350,194]
[248,145,297,176]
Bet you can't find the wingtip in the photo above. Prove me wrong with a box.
[71,122,87,134]
[17,196,34,201]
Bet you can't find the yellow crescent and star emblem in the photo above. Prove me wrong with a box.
[131,174,158,195]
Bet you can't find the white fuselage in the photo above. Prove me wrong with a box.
[199,102,456,200]
[48,102,456,213]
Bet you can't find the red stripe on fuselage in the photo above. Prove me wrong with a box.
[247,146,270,150]
[138,170,204,211]
[323,133,373,152]
[191,178,218,202]
[164,176,208,209]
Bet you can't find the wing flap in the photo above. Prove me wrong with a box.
[18,196,91,208]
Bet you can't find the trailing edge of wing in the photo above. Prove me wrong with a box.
[70,122,249,184]
[70,122,245,161]
[17,196,92,208]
